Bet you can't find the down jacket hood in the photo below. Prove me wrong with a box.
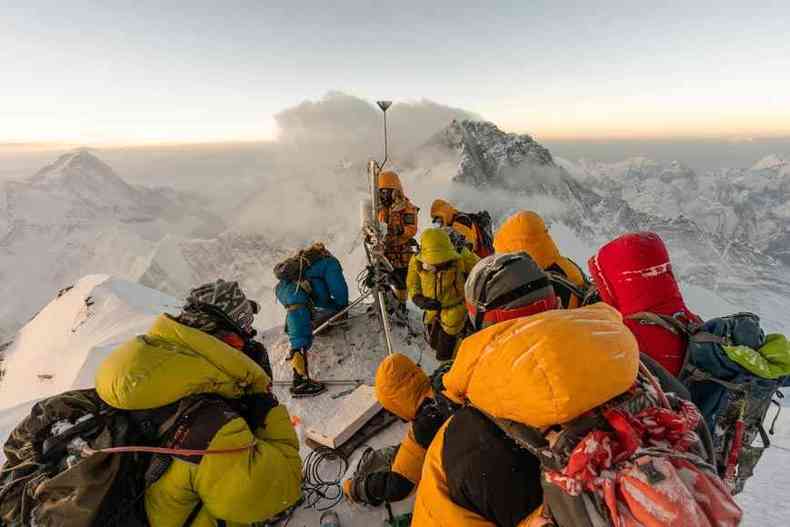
[375,353,432,421]
[444,303,639,427]
[416,228,461,266]
[96,314,271,410]
[378,170,404,192]
[493,211,560,268]
[430,199,459,226]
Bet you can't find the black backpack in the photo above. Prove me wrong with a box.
[273,243,333,283]
[463,211,494,257]
[0,390,238,527]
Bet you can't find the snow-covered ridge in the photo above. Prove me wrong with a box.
[0,275,177,410]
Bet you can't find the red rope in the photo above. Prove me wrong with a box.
[83,442,256,458]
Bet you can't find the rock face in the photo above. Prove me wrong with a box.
[413,121,790,332]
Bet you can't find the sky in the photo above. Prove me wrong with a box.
[1,0,789,145]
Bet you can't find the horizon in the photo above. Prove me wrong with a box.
[2,2,789,144]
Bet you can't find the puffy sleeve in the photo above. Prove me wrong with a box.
[324,257,349,309]
[460,248,480,275]
[407,256,422,299]
[194,405,302,523]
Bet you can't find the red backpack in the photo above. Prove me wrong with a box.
[588,232,701,376]
[491,364,743,527]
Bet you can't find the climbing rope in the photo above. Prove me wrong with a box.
[301,447,348,512]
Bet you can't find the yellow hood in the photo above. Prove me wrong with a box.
[493,211,561,269]
[96,314,271,410]
[375,353,432,421]
[430,199,458,225]
[417,228,461,266]
[444,303,639,427]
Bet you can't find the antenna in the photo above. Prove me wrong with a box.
[377,100,392,168]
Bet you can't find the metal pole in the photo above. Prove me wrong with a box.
[312,290,374,336]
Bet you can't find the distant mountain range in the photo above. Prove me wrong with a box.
[1,125,788,341]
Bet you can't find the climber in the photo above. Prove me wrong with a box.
[494,210,590,308]
[94,279,302,526]
[407,228,479,361]
[343,355,453,508]
[275,242,349,397]
[377,170,419,310]
[411,301,731,527]
[588,231,702,376]
[430,199,494,258]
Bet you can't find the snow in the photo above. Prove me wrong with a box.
[0,123,789,525]
[0,275,177,410]
[750,154,788,172]
[0,276,432,526]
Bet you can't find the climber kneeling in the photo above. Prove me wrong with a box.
[407,228,479,361]
[274,242,349,397]
[344,355,455,507]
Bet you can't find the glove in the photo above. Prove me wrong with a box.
[240,393,279,430]
[412,399,449,448]
[412,294,441,311]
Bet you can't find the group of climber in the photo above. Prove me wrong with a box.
[271,169,499,393]
[2,164,789,527]
[345,206,790,527]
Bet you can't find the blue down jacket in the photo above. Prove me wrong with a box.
[275,256,349,351]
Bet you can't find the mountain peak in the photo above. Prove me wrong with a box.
[751,154,789,172]
[427,119,555,186]
[30,149,122,186]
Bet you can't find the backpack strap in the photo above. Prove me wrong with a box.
[627,311,690,336]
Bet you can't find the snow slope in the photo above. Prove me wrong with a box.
[0,254,786,525]
[0,275,178,410]
[0,275,432,526]
[0,151,221,341]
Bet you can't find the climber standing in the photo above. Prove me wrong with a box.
[407,228,478,361]
[430,198,494,258]
[377,170,419,311]
[275,243,349,397]
[494,210,590,308]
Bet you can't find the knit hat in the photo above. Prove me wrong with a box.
[178,279,258,336]
[465,252,557,329]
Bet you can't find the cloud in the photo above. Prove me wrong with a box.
[273,91,479,164]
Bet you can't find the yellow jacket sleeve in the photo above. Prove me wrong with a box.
[460,248,480,275]
[194,406,302,523]
[407,256,422,299]
[391,426,428,486]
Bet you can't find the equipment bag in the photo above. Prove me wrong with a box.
[0,390,241,527]
[627,311,788,494]
[488,365,742,527]
[274,242,333,283]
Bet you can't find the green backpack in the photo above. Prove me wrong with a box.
[0,389,234,527]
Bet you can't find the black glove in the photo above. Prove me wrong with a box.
[240,393,278,430]
[412,399,448,448]
[412,294,441,311]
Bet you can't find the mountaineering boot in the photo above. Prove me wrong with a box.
[290,373,327,398]
[288,348,327,397]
